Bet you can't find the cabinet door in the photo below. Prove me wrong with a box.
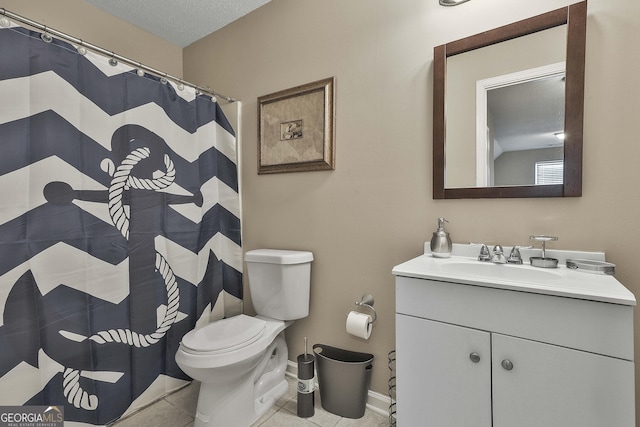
[396,314,492,426]
[492,333,635,427]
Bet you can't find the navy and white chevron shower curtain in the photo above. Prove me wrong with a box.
[0,22,242,425]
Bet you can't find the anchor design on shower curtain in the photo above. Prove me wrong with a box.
[4,125,203,414]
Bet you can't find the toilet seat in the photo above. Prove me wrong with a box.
[180,315,266,354]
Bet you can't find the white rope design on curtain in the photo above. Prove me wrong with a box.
[107,147,176,240]
[63,368,98,410]
[93,146,180,345]
[89,252,179,346]
[62,147,181,409]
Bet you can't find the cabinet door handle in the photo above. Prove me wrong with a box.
[501,359,514,371]
[469,352,481,363]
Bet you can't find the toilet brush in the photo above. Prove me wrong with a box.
[297,337,315,417]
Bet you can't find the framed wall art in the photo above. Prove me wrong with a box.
[257,77,335,174]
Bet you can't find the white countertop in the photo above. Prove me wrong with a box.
[393,246,636,306]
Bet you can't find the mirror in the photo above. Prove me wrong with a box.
[433,2,586,199]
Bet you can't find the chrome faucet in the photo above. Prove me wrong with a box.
[490,245,507,264]
[507,246,523,264]
[478,244,491,262]
[478,244,528,264]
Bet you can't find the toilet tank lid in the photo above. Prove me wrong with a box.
[245,249,313,264]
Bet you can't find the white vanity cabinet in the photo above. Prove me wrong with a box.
[393,253,636,427]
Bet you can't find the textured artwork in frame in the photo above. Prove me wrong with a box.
[258,77,335,174]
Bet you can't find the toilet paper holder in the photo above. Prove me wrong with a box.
[355,294,377,325]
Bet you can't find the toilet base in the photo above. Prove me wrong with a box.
[192,334,289,427]
[253,378,288,422]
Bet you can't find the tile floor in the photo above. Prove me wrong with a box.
[110,376,390,427]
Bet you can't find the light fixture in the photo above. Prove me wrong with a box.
[439,0,471,5]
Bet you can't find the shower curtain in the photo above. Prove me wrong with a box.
[0,22,242,425]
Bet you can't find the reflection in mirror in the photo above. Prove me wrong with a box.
[433,2,586,199]
[445,26,566,188]
[487,70,565,187]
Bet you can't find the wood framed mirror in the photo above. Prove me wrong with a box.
[433,1,586,199]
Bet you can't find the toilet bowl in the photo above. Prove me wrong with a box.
[175,315,290,426]
[175,249,313,427]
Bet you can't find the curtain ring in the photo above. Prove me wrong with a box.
[76,40,87,55]
[41,26,53,43]
[108,53,118,67]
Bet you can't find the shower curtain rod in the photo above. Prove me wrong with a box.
[0,8,237,103]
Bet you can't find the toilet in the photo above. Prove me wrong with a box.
[175,249,313,427]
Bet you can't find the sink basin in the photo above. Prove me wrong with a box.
[439,261,562,282]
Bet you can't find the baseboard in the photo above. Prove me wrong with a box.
[286,360,390,417]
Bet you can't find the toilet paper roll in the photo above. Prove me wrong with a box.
[346,311,373,340]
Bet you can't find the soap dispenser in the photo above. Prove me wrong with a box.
[430,218,452,258]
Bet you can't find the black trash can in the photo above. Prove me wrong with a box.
[313,343,374,418]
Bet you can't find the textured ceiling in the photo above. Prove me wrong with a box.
[84,0,272,47]
[488,75,565,154]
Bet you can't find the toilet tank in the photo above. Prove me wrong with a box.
[245,249,313,320]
